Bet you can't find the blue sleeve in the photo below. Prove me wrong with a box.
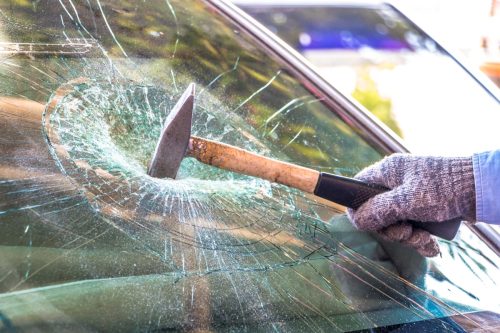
[473,150,500,224]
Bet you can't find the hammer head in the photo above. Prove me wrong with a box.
[147,83,195,179]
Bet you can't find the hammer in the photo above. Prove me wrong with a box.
[147,83,461,241]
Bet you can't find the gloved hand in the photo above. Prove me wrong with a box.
[347,154,476,257]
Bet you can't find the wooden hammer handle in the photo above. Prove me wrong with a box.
[187,136,320,193]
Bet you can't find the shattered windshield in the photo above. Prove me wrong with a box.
[0,0,498,332]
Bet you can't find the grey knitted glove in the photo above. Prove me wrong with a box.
[347,154,476,257]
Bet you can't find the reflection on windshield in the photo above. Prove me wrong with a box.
[0,0,498,332]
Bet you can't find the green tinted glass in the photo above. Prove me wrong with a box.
[0,1,498,332]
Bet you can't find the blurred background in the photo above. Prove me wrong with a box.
[232,0,500,156]
[392,0,500,86]
[233,0,500,87]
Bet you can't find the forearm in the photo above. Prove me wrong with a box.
[473,150,500,225]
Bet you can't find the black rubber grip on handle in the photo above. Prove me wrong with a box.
[313,172,461,240]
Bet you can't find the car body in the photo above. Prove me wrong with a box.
[0,0,498,332]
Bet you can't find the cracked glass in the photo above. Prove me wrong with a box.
[0,0,498,332]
